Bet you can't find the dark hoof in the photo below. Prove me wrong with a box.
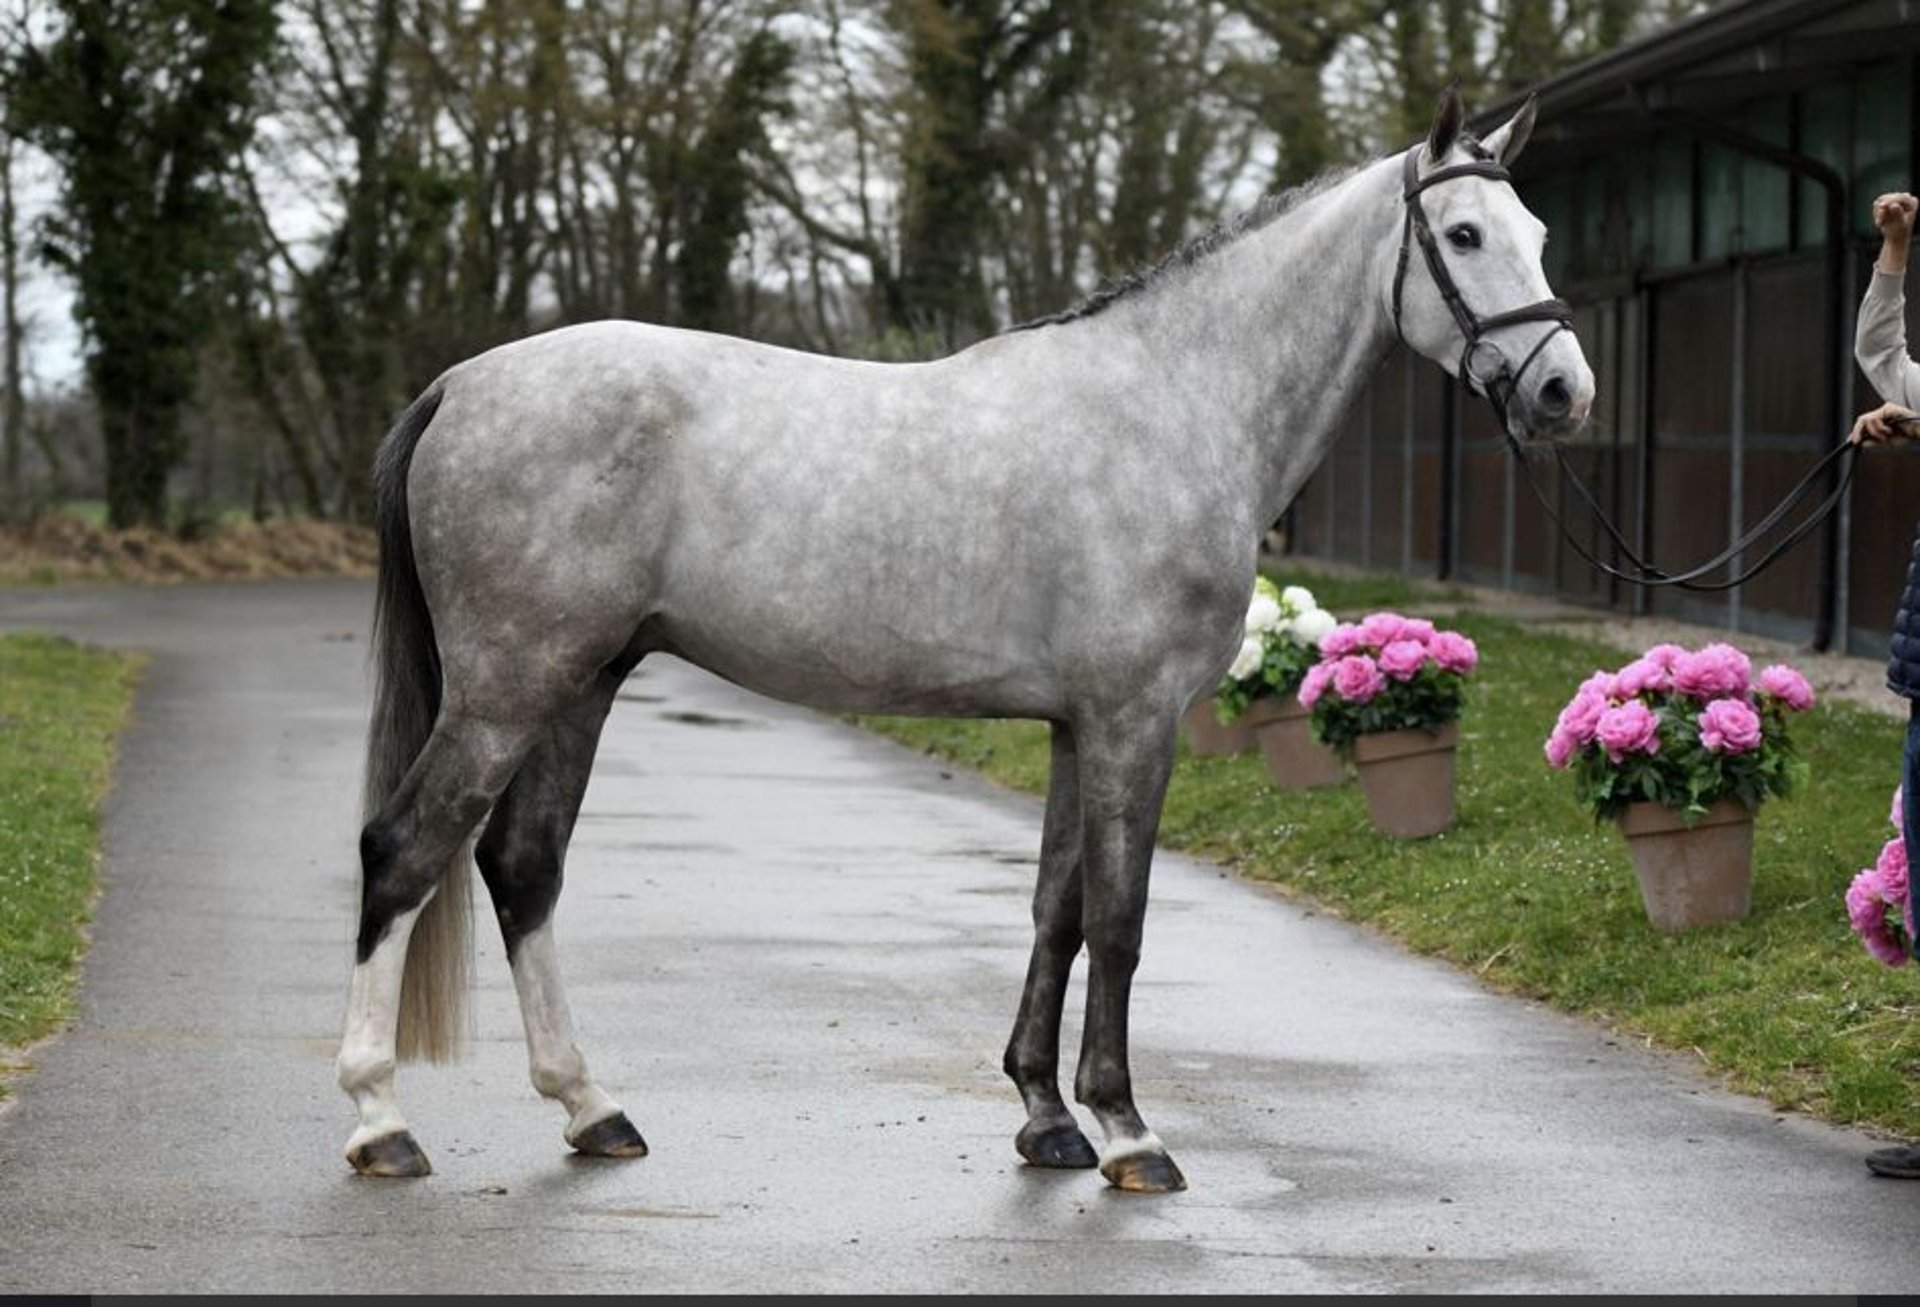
[1867,1144,1920,1178]
[1101,1148,1187,1193]
[1016,1120,1098,1169]
[348,1131,432,1178]
[571,1111,649,1159]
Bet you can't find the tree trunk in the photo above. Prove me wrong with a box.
[101,398,178,529]
[1,133,23,515]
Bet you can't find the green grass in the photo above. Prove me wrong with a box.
[859,570,1920,1137]
[0,633,140,1088]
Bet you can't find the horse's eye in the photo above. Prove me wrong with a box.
[1447,224,1482,250]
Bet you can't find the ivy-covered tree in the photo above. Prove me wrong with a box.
[10,0,278,528]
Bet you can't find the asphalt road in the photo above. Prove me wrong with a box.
[0,579,1912,1293]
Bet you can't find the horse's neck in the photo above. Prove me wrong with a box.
[1090,157,1404,530]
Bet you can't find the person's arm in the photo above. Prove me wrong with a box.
[1856,192,1920,409]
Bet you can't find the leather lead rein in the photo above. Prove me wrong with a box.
[1391,144,1857,593]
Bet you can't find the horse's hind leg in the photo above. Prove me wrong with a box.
[475,674,646,1159]
[1003,721,1098,1169]
[1073,704,1186,1193]
[339,706,544,1176]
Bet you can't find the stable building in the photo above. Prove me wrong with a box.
[1284,0,1920,653]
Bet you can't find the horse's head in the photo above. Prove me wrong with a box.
[1390,87,1594,442]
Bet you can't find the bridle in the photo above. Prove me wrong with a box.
[1390,145,1573,433]
[1390,143,1857,593]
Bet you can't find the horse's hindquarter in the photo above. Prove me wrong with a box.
[409,321,1249,718]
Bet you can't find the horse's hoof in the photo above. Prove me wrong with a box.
[570,1111,649,1159]
[347,1130,432,1178]
[1016,1120,1098,1169]
[1100,1148,1187,1193]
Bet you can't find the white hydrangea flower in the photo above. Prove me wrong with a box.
[1243,592,1282,635]
[1281,585,1316,613]
[1228,634,1264,681]
[1291,607,1337,646]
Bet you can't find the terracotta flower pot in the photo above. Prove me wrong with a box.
[1247,697,1344,790]
[1350,721,1459,837]
[1181,700,1254,756]
[1615,798,1755,932]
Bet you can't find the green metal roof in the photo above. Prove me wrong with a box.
[1476,0,1920,144]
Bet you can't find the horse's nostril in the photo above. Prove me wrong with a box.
[1539,376,1571,417]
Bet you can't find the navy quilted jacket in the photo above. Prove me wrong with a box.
[1892,524,1920,699]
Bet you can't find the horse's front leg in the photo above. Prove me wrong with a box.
[1072,704,1185,1193]
[1003,721,1098,1169]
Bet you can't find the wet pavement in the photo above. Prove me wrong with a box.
[0,579,1912,1292]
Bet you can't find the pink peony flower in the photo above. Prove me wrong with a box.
[1377,638,1430,682]
[1614,656,1670,697]
[1556,688,1608,743]
[1877,837,1910,902]
[1428,631,1478,675]
[1642,643,1688,671]
[1579,670,1619,702]
[1357,612,1409,649]
[1297,660,1335,709]
[1756,664,1814,712]
[1400,618,1437,643]
[1319,624,1364,659]
[1544,725,1579,770]
[1670,642,1752,701]
[1330,654,1387,704]
[1848,870,1910,967]
[1697,698,1763,754]
[1594,700,1660,762]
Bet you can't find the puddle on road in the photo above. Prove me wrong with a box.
[659,710,758,729]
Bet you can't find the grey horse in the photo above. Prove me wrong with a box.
[336,88,1594,1193]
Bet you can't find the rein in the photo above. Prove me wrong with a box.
[1511,429,1857,592]
[1392,144,1860,593]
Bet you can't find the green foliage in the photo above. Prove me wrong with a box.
[9,0,279,529]
[1310,660,1468,753]
[0,634,138,1076]
[676,29,798,332]
[1217,638,1320,722]
[856,573,1920,1138]
[1215,577,1332,722]
[1568,698,1808,823]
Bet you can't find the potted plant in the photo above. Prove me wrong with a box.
[1544,642,1813,932]
[1213,580,1342,788]
[1299,611,1477,835]
[1847,785,1911,966]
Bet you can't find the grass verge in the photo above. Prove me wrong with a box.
[0,633,141,1094]
[859,570,1920,1138]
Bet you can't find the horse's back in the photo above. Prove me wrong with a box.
[405,319,1244,718]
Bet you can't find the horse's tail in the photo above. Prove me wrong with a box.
[362,382,470,1064]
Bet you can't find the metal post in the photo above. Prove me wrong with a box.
[1402,351,1416,575]
[1729,261,1747,632]
[1636,283,1655,618]
[1501,417,1516,590]
[1360,385,1374,569]
[1440,380,1461,580]
[1834,238,1857,651]
[1324,420,1337,560]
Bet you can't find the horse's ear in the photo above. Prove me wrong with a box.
[1425,81,1465,165]
[1480,94,1538,167]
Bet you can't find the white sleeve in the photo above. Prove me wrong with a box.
[1855,268,1920,409]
